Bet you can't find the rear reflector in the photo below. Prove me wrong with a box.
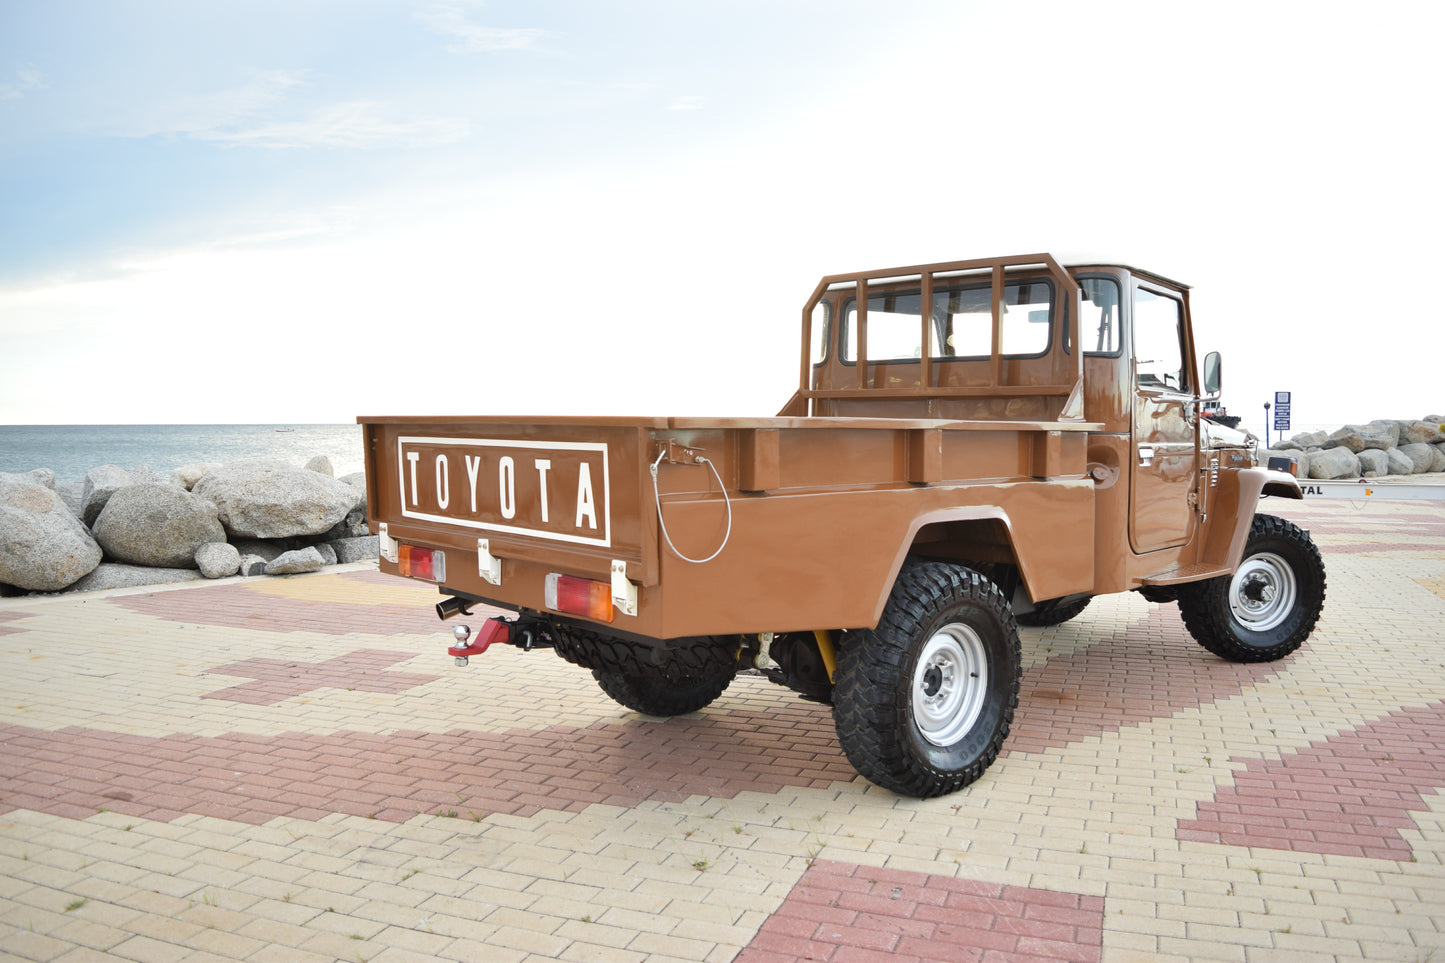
[398,544,446,583]
[544,573,615,623]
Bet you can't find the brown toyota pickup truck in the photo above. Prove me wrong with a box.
[358,254,1324,798]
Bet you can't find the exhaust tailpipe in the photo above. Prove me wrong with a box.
[436,596,474,621]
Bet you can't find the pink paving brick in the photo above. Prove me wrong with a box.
[735,861,1102,963]
[0,695,861,824]
[105,571,506,636]
[201,648,439,704]
[1177,700,1445,861]
[1006,606,1287,756]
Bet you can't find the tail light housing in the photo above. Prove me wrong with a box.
[544,573,615,623]
[398,544,446,582]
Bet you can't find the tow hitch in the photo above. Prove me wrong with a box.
[446,616,552,666]
[448,619,511,666]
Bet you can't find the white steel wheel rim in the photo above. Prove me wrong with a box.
[912,623,988,747]
[1229,552,1296,632]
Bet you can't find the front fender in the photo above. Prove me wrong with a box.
[1218,468,1302,570]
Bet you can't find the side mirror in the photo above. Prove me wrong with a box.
[1203,351,1222,398]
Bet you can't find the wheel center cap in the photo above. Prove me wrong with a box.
[1243,575,1273,603]
[922,665,943,697]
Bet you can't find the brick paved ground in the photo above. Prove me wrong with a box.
[2,496,1444,962]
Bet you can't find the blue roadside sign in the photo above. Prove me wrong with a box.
[1273,391,1291,432]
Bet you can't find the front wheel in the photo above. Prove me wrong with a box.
[593,667,735,717]
[833,561,1021,798]
[1177,514,1326,662]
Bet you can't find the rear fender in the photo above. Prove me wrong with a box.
[874,507,1022,623]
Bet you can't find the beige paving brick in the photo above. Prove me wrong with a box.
[555,918,643,950]
[554,938,649,963]
[625,930,719,960]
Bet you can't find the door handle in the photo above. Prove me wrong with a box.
[1138,446,1156,467]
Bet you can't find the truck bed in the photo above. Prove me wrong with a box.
[360,413,1101,640]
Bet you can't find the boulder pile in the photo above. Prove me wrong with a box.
[1262,417,1445,480]
[0,456,377,596]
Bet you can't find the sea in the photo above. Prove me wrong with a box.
[0,424,365,484]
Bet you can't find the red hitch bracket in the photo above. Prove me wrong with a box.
[448,618,511,664]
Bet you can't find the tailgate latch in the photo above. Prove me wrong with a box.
[611,560,638,617]
[478,538,502,585]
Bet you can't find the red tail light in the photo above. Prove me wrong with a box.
[398,544,446,583]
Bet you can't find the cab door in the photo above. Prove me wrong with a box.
[1129,281,1198,554]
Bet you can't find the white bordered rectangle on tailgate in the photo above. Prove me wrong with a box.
[396,436,611,548]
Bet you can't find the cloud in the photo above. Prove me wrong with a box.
[667,96,706,111]
[413,0,548,52]
[190,99,469,149]
[0,66,46,101]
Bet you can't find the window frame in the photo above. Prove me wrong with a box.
[838,277,1057,367]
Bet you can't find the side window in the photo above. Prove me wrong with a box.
[810,301,830,365]
[1133,286,1188,391]
[1077,277,1121,354]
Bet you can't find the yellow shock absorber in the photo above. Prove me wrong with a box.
[812,630,837,682]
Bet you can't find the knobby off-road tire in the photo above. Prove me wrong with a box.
[833,561,1021,798]
[592,667,736,717]
[1015,596,1092,627]
[1177,513,1326,663]
[551,621,736,682]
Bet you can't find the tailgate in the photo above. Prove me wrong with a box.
[361,418,665,587]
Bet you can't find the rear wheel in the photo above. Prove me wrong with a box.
[1177,514,1325,662]
[833,561,1020,798]
[593,667,735,716]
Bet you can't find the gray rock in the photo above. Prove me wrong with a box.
[305,455,334,476]
[1397,443,1436,474]
[193,464,360,538]
[1403,420,1445,445]
[1356,449,1389,477]
[238,554,268,577]
[92,483,227,568]
[1325,424,1396,453]
[195,541,241,579]
[264,547,326,575]
[0,478,103,591]
[170,462,220,491]
[1307,447,1359,479]
[1281,430,1329,450]
[1386,448,1416,476]
[0,468,56,489]
[127,464,166,486]
[62,563,204,594]
[322,508,370,541]
[1434,443,1445,473]
[338,472,367,515]
[81,465,132,526]
[55,481,83,518]
[1363,420,1402,450]
[328,535,379,563]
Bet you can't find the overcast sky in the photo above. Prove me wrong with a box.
[2,0,1442,436]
